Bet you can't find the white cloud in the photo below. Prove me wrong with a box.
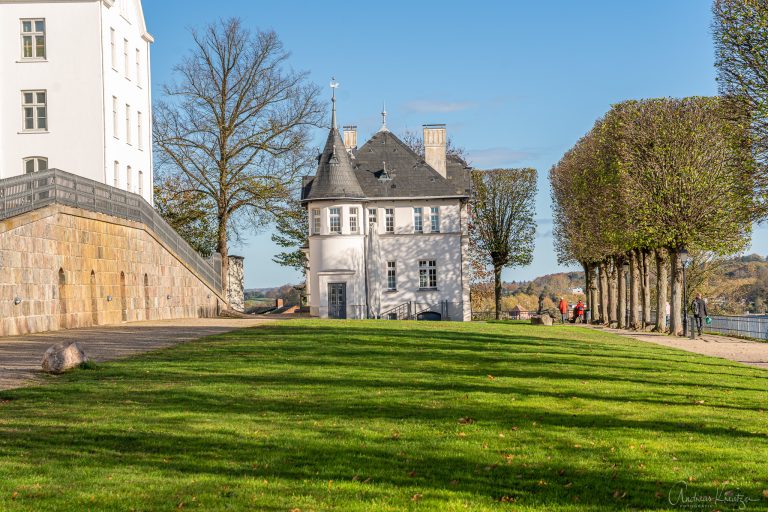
[403,100,474,113]
[467,147,533,168]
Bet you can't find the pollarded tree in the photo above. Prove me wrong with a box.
[153,18,324,284]
[616,97,756,334]
[471,169,537,319]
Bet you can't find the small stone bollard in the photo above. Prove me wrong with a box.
[41,341,88,373]
[531,315,554,326]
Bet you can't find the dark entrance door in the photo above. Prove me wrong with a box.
[328,283,346,319]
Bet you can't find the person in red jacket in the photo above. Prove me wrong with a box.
[575,300,585,323]
[558,297,568,324]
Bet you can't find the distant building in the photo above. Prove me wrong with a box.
[0,0,154,203]
[301,90,471,321]
[571,287,584,295]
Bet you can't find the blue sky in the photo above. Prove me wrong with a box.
[143,0,768,288]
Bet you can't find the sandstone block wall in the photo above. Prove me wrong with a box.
[0,205,225,336]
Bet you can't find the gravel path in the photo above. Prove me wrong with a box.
[589,325,768,369]
[0,318,271,391]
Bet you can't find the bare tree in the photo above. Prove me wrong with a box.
[471,169,537,319]
[153,18,324,283]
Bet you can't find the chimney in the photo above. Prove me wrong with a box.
[423,124,447,178]
[343,125,357,152]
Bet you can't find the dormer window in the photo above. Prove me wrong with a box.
[21,19,45,59]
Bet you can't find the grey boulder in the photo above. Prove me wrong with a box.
[41,342,88,373]
[531,315,554,326]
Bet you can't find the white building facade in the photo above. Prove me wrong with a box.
[0,0,153,202]
[302,97,472,321]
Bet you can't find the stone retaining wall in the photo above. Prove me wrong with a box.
[0,204,225,336]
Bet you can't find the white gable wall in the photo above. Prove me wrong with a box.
[0,0,153,203]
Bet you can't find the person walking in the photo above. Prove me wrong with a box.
[575,299,585,323]
[691,293,708,336]
[558,297,568,324]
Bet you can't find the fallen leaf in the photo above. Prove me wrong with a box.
[450,480,459,486]
[558,469,566,476]
[411,493,423,501]
[564,482,573,488]
[612,490,626,499]
[11,492,18,500]
[407,471,417,478]
[499,495,516,503]
[457,431,466,437]
[458,417,475,425]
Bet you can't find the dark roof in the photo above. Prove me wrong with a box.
[303,127,365,200]
[302,129,469,201]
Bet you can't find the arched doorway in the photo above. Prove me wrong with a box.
[90,270,98,325]
[144,273,150,321]
[120,271,127,322]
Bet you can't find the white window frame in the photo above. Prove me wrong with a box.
[329,207,341,234]
[113,161,120,187]
[20,19,46,60]
[135,48,141,87]
[368,208,377,226]
[386,261,397,291]
[112,96,119,139]
[123,38,130,79]
[414,207,423,233]
[22,90,47,132]
[23,157,48,174]
[312,208,321,235]
[126,165,132,192]
[349,207,359,234]
[138,170,144,196]
[137,111,143,150]
[430,206,440,233]
[125,104,131,145]
[419,260,437,289]
[110,28,117,70]
[385,208,394,233]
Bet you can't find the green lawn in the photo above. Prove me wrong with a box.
[1,320,767,511]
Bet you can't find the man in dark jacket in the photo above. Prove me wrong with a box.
[691,293,708,336]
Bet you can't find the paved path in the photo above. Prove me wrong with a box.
[0,318,271,391]
[589,325,768,370]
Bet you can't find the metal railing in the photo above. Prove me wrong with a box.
[703,315,768,340]
[0,169,222,292]
[473,308,562,322]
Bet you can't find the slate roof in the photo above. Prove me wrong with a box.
[303,127,365,200]
[302,128,470,201]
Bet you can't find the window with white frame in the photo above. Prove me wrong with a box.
[112,96,119,138]
[137,111,143,150]
[385,208,394,233]
[349,207,359,234]
[368,208,377,226]
[125,104,131,144]
[430,206,440,233]
[312,208,320,234]
[123,39,129,78]
[126,166,132,191]
[135,48,141,86]
[414,207,423,233]
[386,261,397,290]
[22,90,47,131]
[419,260,437,289]
[113,161,120,187]
[21,19,45,59]
[138,170,144,196]
[329,208,341,234]
[23,157,47,174]
[110,28,116,69]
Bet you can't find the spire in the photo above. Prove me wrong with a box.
[330,77,339,129]
[380,102,388,132]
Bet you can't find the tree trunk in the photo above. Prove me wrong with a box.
[669,249,683,336]
[582,261,591,321]
[494,264,502,320]
[599,262,609,324]
[608,257,618,325]
[217,214,229,302]
[629,250,642,329]
[642,249,653,327]
[617,255,627,329]
[655,247,669,332]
